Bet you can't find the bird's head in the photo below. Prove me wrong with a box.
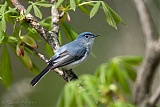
[75,32,100,47]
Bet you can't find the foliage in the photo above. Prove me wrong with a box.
[0,0,124,88]
[57,56,142,107]
[0,0,143,107]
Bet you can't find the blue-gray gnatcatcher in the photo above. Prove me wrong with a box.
[30,32,99,86]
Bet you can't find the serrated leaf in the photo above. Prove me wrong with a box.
[0,1,7,14]
[26,5,32,15]
[35,3,52,7]
[20,35,38,48]
[4,7,17,14]
[70,0,76,11]
[55,0,64,9]
[90,1,101,18]
[101,2,124,29]
[33,5,42,19]
[1,16,6,32]
[0,45,12,89]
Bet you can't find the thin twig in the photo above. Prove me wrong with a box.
[10,0,56,52]
[10,0,78,82]
[25,45,49,63]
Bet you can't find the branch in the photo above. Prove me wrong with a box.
[133,0,160,106]
[10,0,57,52]
[25,45,49,63]
[148,85,160,107]
[10,0,78,82]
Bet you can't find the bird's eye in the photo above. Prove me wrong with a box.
[85,35,88,38]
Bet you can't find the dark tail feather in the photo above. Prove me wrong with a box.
[30,65,52,86]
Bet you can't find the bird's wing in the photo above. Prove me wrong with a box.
[50,46,87,68]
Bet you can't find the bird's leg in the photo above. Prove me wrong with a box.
[62,69,78,82]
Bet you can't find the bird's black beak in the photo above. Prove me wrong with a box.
[93,34,100,38]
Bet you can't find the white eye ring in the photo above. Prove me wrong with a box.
[85,35,89,38]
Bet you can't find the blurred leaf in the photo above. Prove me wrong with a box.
[95,63,108,84]
[90,1,101,18]
[79,5,90,15]
[45,42,54,57]
[8,36,18,43]
[70,0,76,11]
[10,45,39,73]
[33,4,42,19]
[12,26,22,37]
[55,0,64,9]
[4,7,17,14]
[58,31,63,45]
[118,56,143,65]
[0,1,7,14]
[20,35,38,48]
[81,91,97,107]
[1,16,6,32]
[35,2,52,7]
[0,31,5,44]
[110,101,135,107]
[114,65,130,93]
[101,2,125,29]
[21,51,33,70]
[0,45,12,89]
[60,21,78,41]
[123,63,137,81]
[26,5,32,15]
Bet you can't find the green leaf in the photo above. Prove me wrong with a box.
[119,56,143,65]
[21,51,33,70]
[26,5,33,15]
[55,0,64,9]
[70,0,76,11]
[4,7,17,14]
[123,63,137,81]
[33,5,42,19]
[20,35,38,48]
[0,31,5,44]
[60,21,78,41]
[1,16,6,32]
[101,2,124,29]
[0,1,7,14]
[45,42,54,57]
[81,91,97,107]
[35,3,52,7]
[90,1,101,18]
[114,65,130,93]
[79,5,90,15]
[0,45,12,89]
[12,26,22,37]
[58,31,63,45]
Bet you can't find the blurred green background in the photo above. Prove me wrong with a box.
[0,0,160,107]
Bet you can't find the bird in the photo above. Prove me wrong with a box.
[30,32,99,86]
